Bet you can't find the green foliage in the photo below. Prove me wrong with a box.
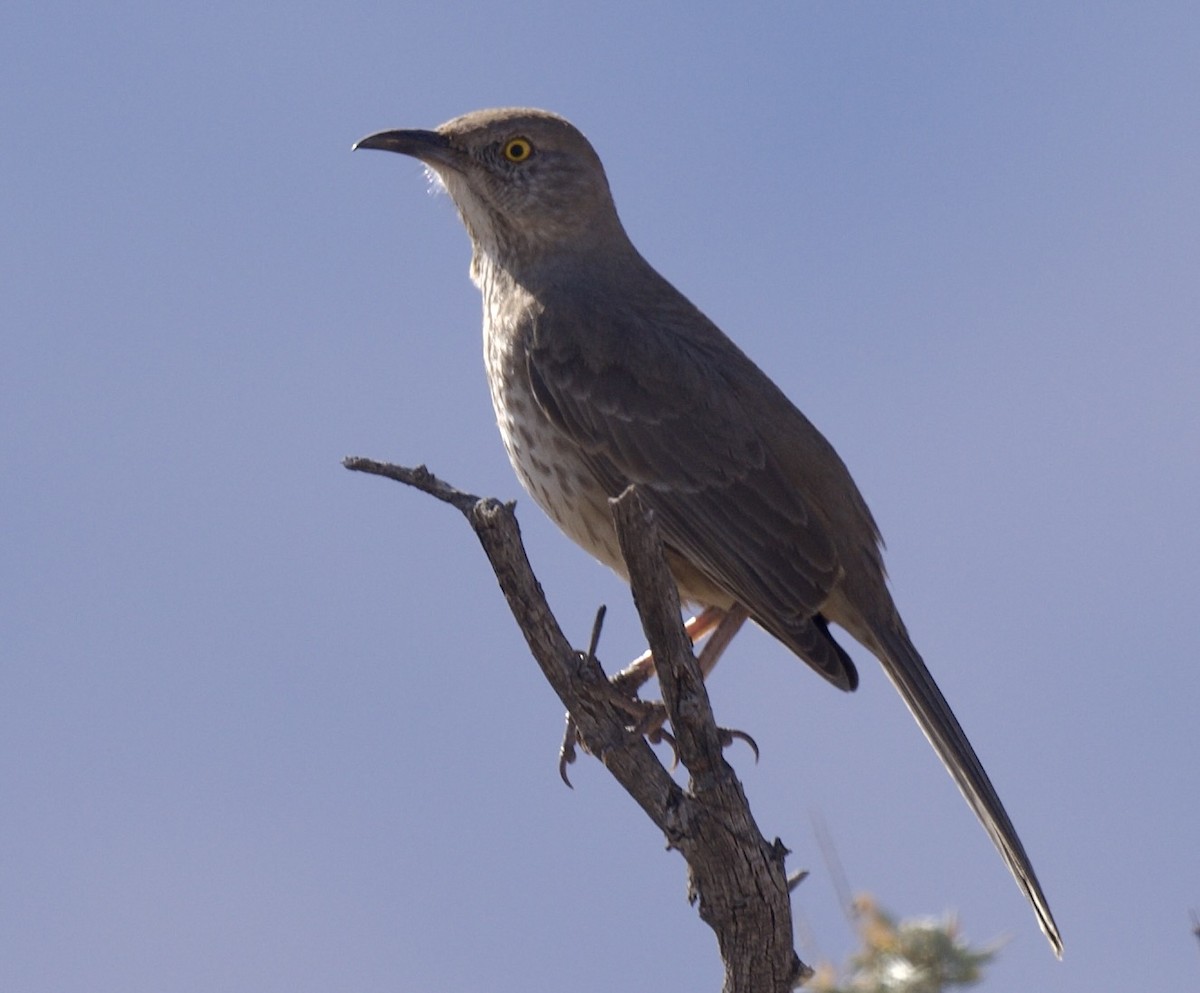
[810,895,997,993]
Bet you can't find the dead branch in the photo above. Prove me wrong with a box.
[344,456,810,991]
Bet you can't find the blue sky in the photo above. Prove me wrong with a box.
[3,3,1198,990]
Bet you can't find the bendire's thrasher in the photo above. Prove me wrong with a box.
[355,107,1062,956]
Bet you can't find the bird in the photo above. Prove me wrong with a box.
[354,107,1062,957]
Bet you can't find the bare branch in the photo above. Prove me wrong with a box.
[344,457,811,990]
[610,486,809,992]
[343,456,678,825]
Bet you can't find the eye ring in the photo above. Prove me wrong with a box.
[502,137,534,163]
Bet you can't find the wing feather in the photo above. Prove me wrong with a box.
[524,276,861,686]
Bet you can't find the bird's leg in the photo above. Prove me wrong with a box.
[690,604,758,757]
[616,603,757,763]
[559,605,681,785]
[695,604,749,678]
[611,604,730,695]
[560,604,758,784]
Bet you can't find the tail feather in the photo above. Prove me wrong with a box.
[874,623,1063,958]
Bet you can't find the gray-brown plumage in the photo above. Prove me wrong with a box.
[355,107,1062,956]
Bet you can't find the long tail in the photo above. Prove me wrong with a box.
[874,623,1063,957]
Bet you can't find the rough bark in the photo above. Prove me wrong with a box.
[344,457,811,991]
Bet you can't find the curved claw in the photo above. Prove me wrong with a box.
[646,725,680,770]
[558,713,579,788]
[719,727,760,762]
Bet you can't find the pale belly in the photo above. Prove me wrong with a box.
[486,333,629,576]
[481,299,733,611]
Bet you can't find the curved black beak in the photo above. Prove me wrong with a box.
[353,129,453,164]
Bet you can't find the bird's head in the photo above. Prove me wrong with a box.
[355,108,628,277]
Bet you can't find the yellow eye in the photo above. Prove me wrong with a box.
[502,137,533,163]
